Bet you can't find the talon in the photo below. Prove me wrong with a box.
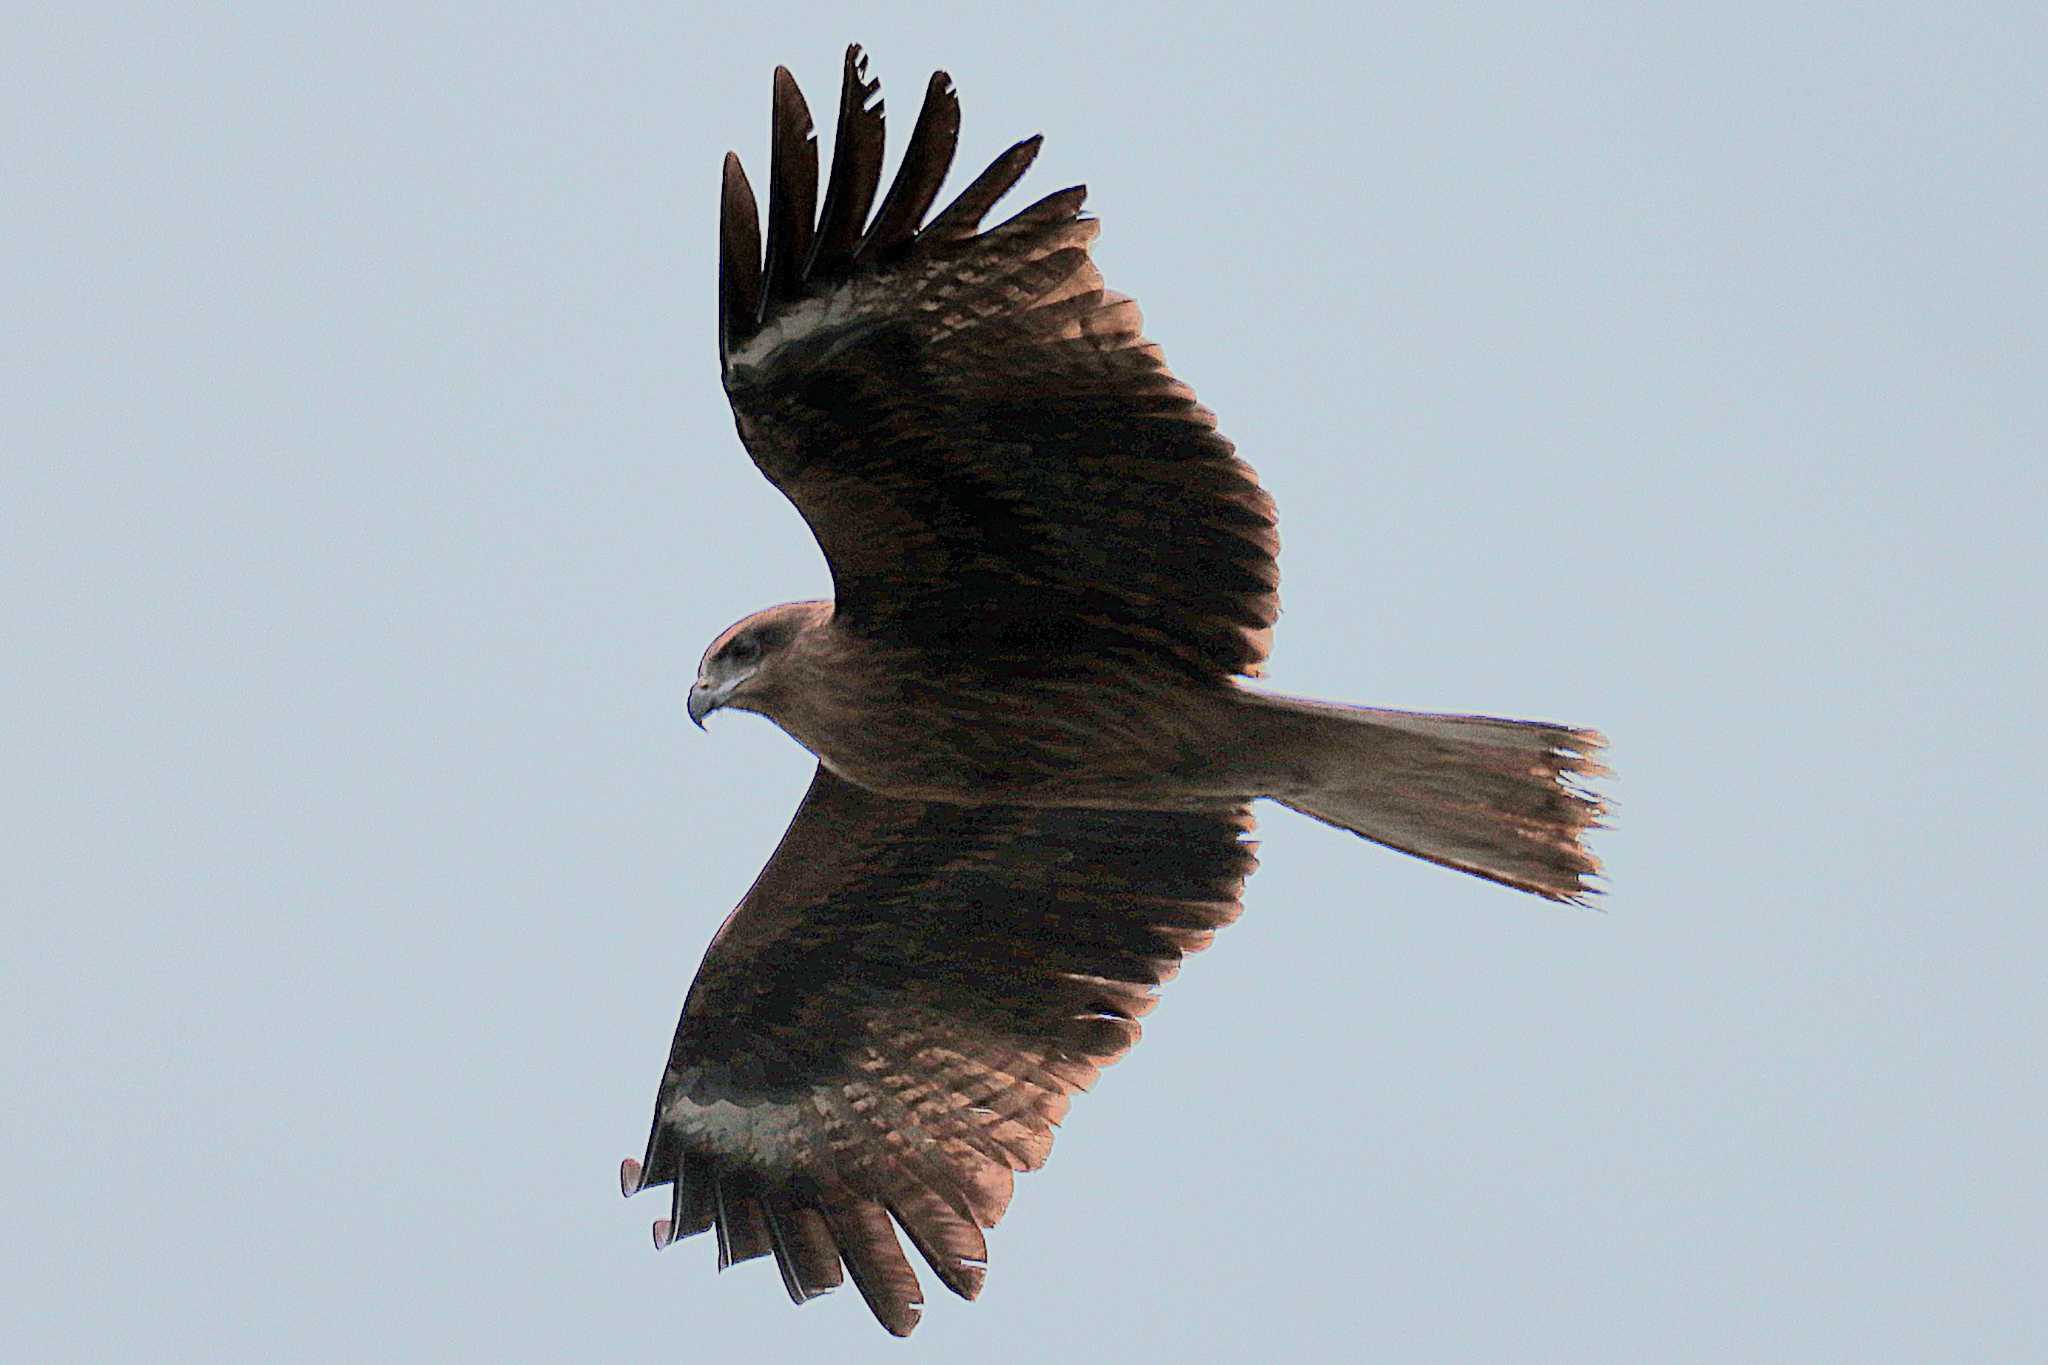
[619,1157,645,1197]
[652,1218,674,1250]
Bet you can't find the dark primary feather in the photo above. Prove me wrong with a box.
[717,49,1280,682]
[718,153,763,362]
[806,47,883,282]
[856,71,960,264]
[631,767,1257,1335]
[762,68,818,311]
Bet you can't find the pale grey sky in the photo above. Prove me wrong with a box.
[7,4,2044,1361]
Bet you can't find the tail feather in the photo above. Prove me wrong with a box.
[1262,697,1608,903]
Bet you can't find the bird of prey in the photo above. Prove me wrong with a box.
[619,47,1608,1336]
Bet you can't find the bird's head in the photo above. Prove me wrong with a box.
[687,600,828,728]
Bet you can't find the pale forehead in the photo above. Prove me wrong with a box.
[701,602,817,660]
[699,616,755,670]
[708,616,755,651]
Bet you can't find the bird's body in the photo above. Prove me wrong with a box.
[624,48,1608,1335]
[712,599,1289,808]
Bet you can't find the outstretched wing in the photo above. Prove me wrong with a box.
[719,47,1281,680]
[623,766,1257,1335]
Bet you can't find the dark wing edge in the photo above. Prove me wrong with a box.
[720,48,1005,342]
[622,766,1257,1335]
[717,48,1281,681]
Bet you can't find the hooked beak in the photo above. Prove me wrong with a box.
[686,680,719,729]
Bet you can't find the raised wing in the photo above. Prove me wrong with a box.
[623,766,1257,1334]
[719,48,1281,680]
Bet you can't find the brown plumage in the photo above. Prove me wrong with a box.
[625,46,1609,1335]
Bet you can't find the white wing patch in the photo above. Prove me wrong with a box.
[726,218,1108,376]
[725,287,869,370]
[660,1092,817,1167]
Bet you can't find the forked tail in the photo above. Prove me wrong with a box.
[1257,695,1609,902]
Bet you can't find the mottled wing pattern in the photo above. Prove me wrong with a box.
[720,47,1281,680]
[623,766,1257,1335]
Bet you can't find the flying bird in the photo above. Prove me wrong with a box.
[620,47,1608,1335]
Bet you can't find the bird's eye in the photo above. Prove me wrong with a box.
[728,637,762,665]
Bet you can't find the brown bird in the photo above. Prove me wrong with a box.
[621,47,1608,1335]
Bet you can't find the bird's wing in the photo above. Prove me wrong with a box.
[623,765,1257,1335]
[719,48,1280,680]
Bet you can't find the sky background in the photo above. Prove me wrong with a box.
[7,3,2045,1361]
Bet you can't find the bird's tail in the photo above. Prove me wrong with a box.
[1255,695,1609,902]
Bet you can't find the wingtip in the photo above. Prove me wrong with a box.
[881,1300,924,1338]
[652,1218,675,1250]
[773,65,815,130]
[619,1156,645,1198]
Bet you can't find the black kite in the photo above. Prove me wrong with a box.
[620,48,1608,1335]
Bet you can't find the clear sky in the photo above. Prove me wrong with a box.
[7,4,2044,1361]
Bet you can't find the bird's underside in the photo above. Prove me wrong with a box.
[624,47,1608,1336]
